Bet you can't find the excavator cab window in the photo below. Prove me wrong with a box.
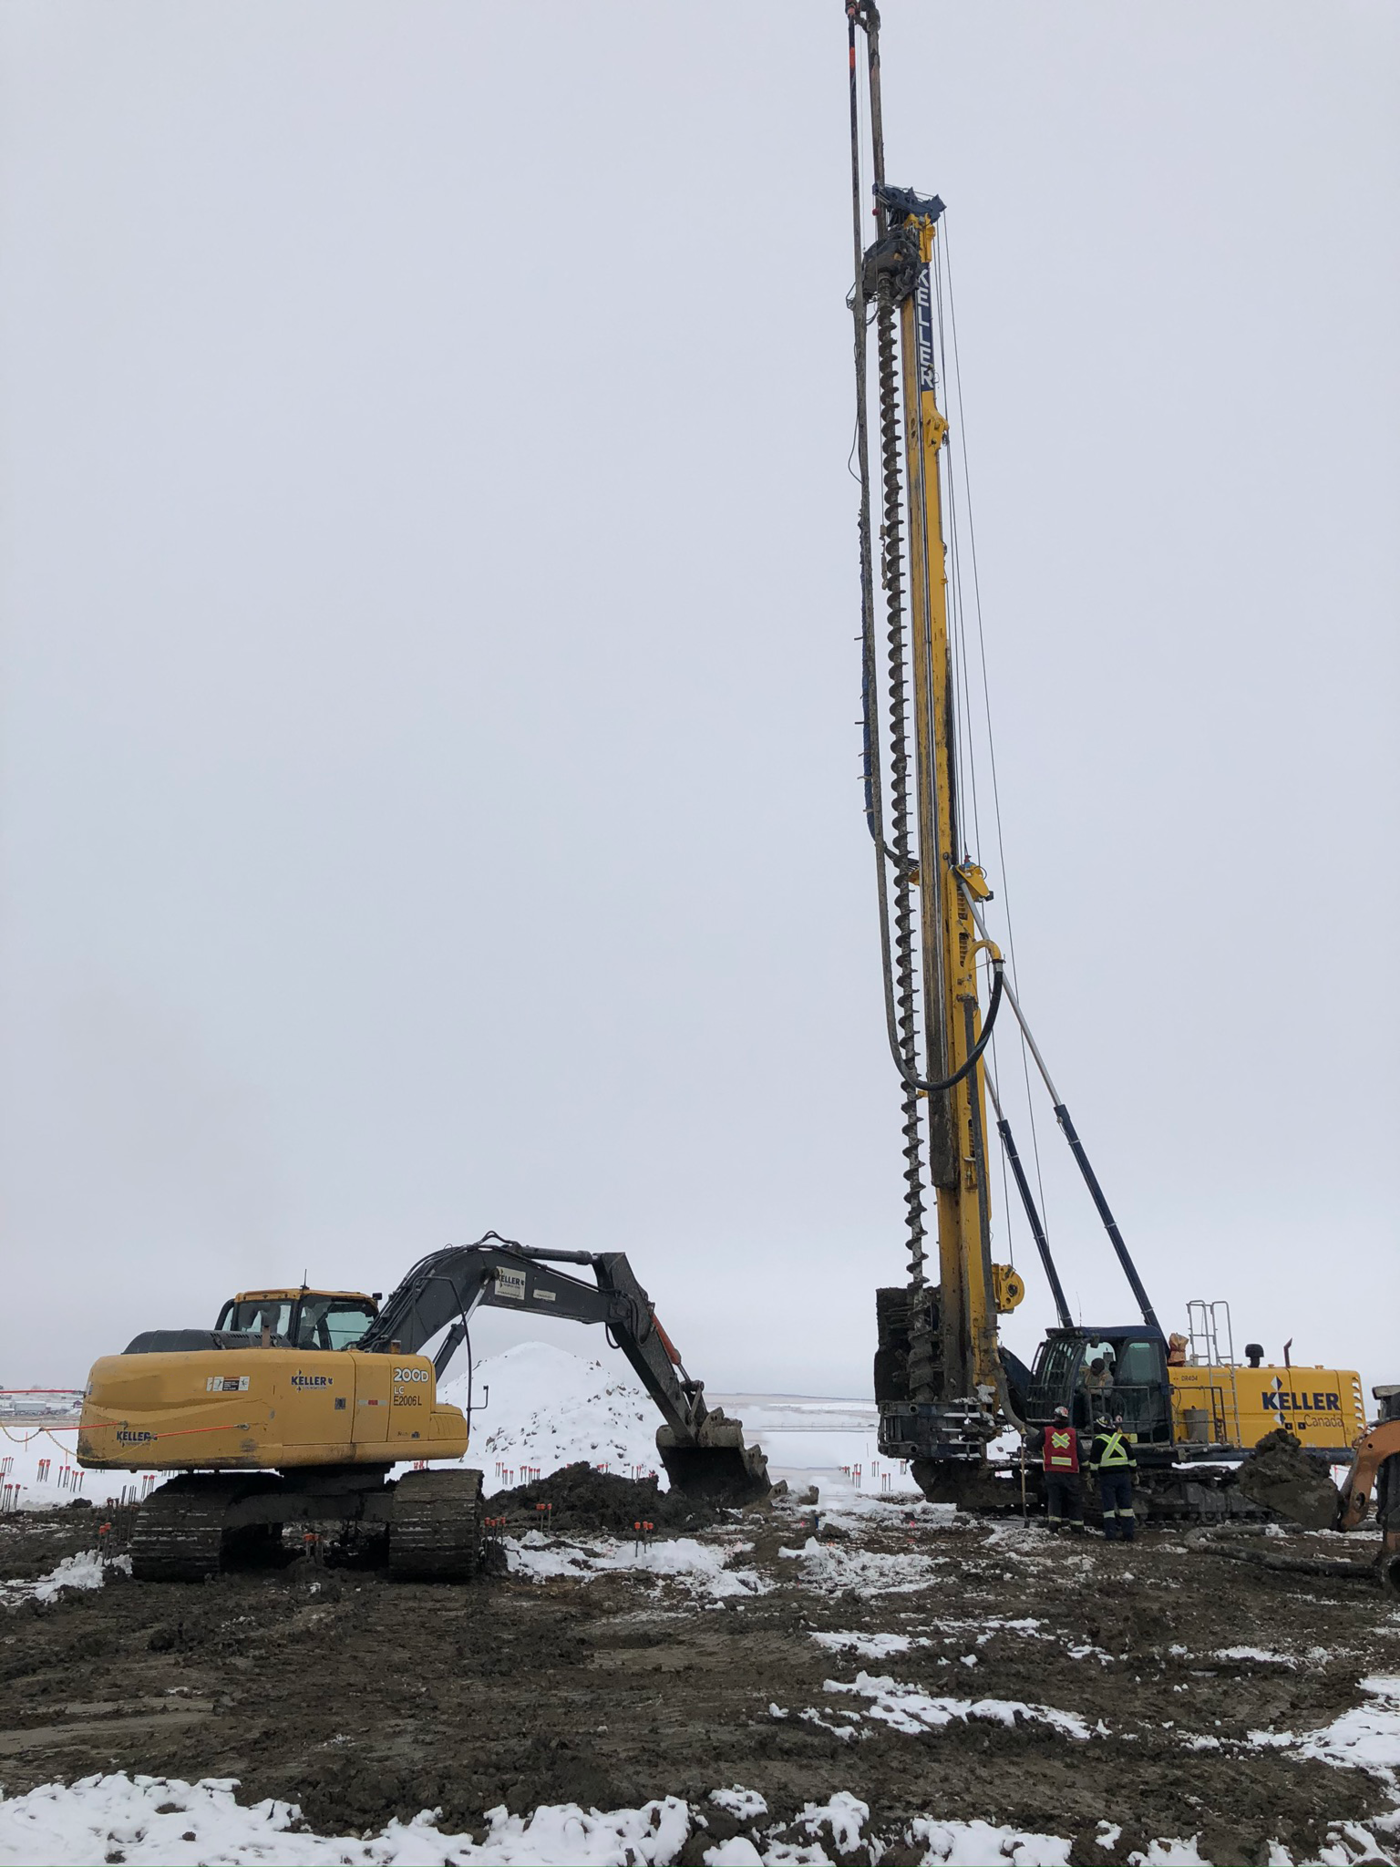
[292,1297,377,1351]
[219,1299,296,1340]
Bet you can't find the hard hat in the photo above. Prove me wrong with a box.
[1053,1405,1070,1420]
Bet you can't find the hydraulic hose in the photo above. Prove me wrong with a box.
[884,948,1005,1095]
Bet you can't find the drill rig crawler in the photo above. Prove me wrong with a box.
[79,1238,768,1581]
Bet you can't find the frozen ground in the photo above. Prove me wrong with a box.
[1,1492,1398,1865]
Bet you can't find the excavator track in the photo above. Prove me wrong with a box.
[389,1468,484,1582]
[129,1475,264,1582]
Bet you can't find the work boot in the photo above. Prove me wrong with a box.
[1070,1522,1085,1535]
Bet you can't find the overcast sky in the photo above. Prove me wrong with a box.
[2,3,1396,1407]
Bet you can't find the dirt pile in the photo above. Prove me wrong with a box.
[1236,1427,1341,1529]
[493,1460,719,1534]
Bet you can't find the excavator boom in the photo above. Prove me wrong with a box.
[362,1239,768,1499]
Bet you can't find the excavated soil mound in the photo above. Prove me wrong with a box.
[492,1461,719,1534]
[1236,1427,1341,1529]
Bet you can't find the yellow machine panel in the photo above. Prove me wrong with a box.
[78,1349,468,1471]
[1170,1363,1366,1455]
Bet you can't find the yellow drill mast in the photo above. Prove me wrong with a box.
[848,3,1021,1485]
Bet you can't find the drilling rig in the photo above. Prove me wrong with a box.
[843,3,1366,1518]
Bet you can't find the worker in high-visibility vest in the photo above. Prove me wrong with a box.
[1088,1413,1138,1542]
[1034,1406,1084,1534]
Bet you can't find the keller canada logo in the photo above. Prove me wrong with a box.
[1262,1388,1341,1413]
[116,1429,153,1446]
[290,1372,332,1390]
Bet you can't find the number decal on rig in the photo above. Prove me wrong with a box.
[393,1366,430,1384]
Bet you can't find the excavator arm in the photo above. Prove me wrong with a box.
[361,1239,769,1501]
[1337,1398,1400,1596]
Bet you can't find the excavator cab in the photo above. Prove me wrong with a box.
[212,1290,379,1351]
[1025,1326,1173,1450]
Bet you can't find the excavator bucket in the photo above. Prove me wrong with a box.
[656,1411,770,1505]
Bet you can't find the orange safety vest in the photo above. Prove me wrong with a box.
[1044,1427,1080,1474]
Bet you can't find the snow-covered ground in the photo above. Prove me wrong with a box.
[1,1768,1396,1865]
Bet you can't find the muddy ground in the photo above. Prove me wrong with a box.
[1,1493,1396,1865]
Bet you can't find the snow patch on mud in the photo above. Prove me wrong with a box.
[1,1549,128,1608]
[777,1536,949,1595]
[504,1531,771,1599]
[1,1769,1393,1865]
[823,1669,1097,1740]
[810,1628,919,1659]
[0,1774,692,1864]
[1251,1676,1400,1784]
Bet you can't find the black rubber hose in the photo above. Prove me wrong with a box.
[886,955,1004,1095]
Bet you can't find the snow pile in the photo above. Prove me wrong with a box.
[0,1550,128,1609]
[905,1816,1073,1864]
[710,1787,769,1821]
[823,1670,1096,1742]
[505,1531,771,1600]
[440,1342,667,1495]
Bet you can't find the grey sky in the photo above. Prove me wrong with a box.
[2,3,1396,1403]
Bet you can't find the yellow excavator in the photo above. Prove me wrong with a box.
[79,1236,768,1580]
[842,2,1382,1526]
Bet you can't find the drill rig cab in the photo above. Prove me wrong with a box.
[1024,1328,1173,1447]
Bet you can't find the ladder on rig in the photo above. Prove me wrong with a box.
[1186,1298,1243,1448]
